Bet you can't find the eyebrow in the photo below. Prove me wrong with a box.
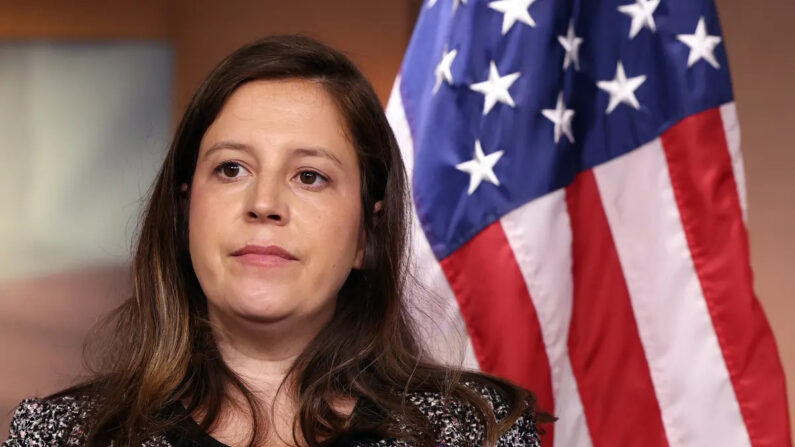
[202,140,344,168]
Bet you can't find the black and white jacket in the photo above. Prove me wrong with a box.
[2,382,541,447]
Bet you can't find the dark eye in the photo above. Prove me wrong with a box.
[296,170,328,187]
[214,161,248,179]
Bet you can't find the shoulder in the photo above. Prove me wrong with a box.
[2,394,97,446]
[3,394,172,447]
[403,379,541,447]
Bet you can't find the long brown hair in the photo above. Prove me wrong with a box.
[50,34,553,447]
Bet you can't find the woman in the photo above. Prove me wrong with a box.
[2,35,553,447]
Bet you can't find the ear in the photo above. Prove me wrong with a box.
[352,200,384,270]
[179,182,190,215]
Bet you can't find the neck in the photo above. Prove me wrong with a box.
[191,307,336,447]
[207,305,334,398]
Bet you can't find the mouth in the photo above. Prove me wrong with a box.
[231,244,298,267]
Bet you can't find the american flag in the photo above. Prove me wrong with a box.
[385,0,792,446]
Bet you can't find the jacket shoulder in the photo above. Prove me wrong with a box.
[3,394,172,447]
[2,394,97,446]
[405,379,541,447]
[467,380,541,447]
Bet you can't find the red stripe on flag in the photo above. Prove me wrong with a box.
[661,108,792,447]
[440,221,555,446]
[565,171,670,447]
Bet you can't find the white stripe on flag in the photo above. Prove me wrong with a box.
[386,78,479,370]
[719,102,747,223]
[501,190,594,447]
[593,138,752,447]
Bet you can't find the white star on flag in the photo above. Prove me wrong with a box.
[558,21,583,71]
[542,92,575,144]
[433,48,458,94]
[427,0,438,7]
[469,61,521,115]
[597,61,647,114]
[488,0,537,35]
[456,140,504,195]
[618,0,660,39]
[677,16,723,69]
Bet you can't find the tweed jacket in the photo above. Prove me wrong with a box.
[2,382,541,447]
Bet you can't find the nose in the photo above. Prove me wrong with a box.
[245,175,289,225]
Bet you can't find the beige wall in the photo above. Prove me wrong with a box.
[0,0,792,440]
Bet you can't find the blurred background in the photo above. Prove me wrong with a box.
[0,0,792,440]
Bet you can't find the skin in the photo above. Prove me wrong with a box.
[183,79,380,446]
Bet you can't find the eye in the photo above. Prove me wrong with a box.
[295,170,329,188]
[213,161,250,180]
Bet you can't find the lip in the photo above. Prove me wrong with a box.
[231,244,297,267]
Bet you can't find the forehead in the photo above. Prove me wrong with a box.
[199,78,354,162]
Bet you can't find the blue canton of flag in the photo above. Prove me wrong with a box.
[400,0,732,259]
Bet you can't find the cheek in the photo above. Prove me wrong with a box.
[310,200,363,263]
[187,186,228,267]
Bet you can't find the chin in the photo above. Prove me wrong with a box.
[235,310,293,325]
[228,293,294,324]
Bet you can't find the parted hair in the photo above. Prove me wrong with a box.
[49,34,553,447]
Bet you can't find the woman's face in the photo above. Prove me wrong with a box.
[187,79,365,330]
